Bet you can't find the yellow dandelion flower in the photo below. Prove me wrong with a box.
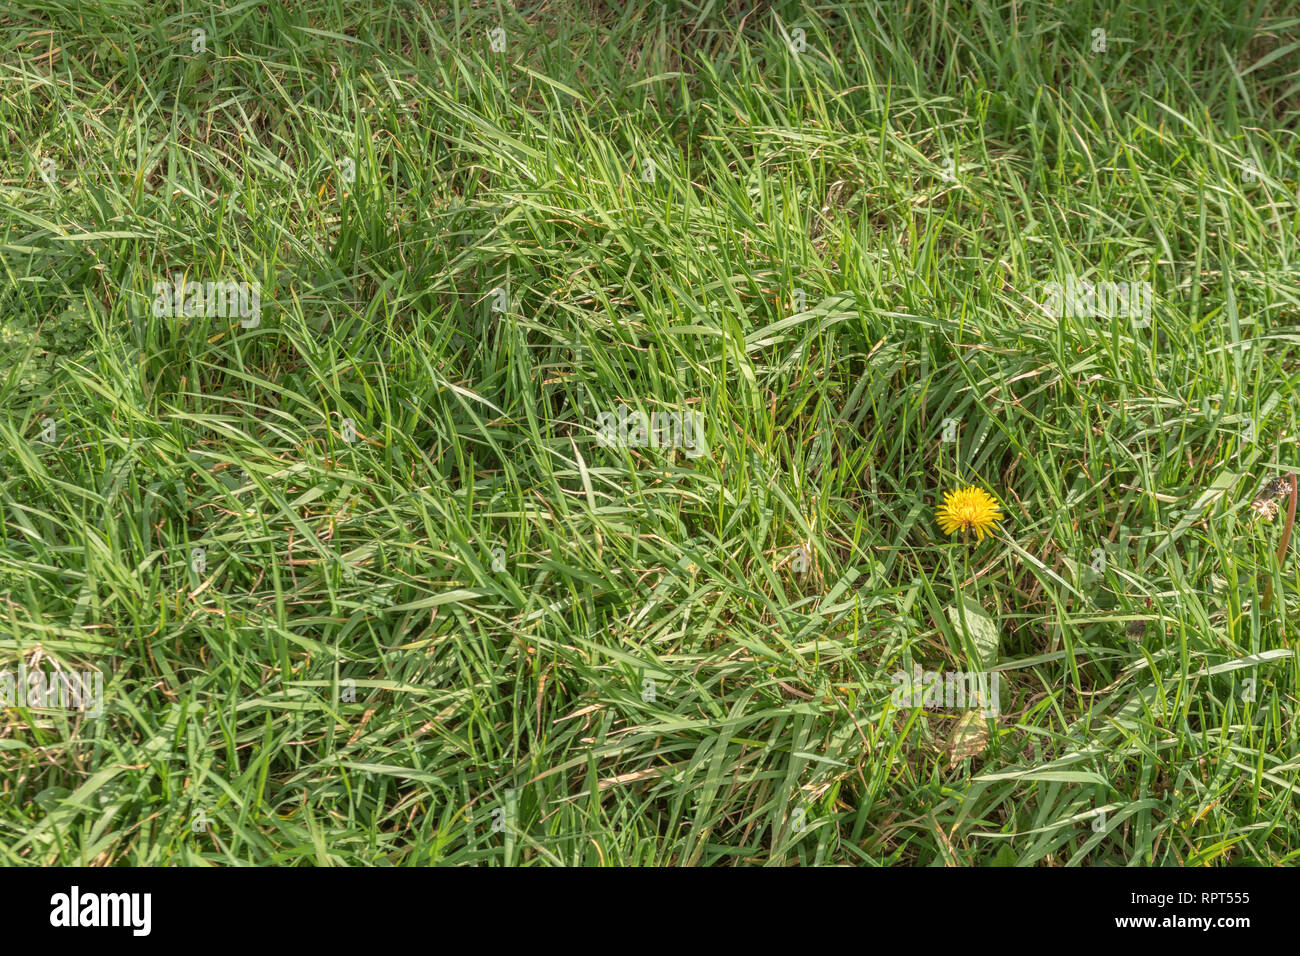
[936,486,1003,541]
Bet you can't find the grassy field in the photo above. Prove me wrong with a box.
[2,0,1299,866]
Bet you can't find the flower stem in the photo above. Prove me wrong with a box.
[1261,472,1297,614]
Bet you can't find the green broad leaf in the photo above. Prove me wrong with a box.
[947,597,999,669]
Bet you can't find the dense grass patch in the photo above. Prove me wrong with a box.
[2,0,1299,865]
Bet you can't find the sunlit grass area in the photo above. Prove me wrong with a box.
[2,0,1300,865]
